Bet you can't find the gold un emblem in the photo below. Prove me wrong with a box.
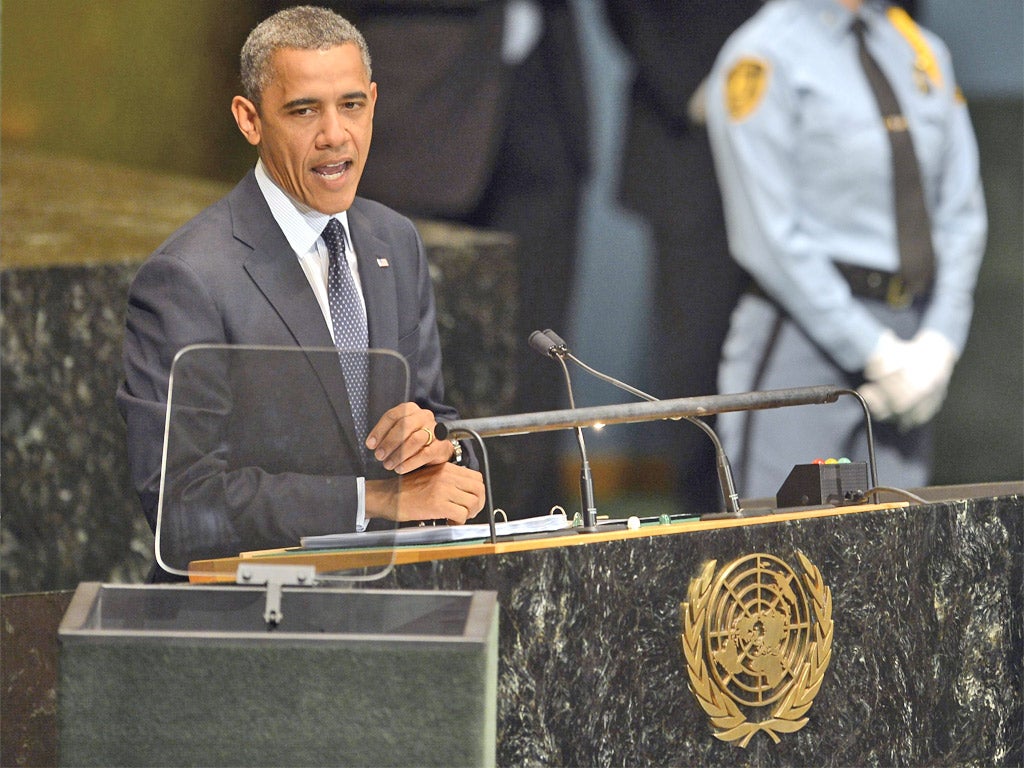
[680,552,833,747]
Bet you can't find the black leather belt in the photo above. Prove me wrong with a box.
[834,263,915,308]
[746,263,924,309]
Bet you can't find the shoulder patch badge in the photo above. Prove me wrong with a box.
[725,57,770,122]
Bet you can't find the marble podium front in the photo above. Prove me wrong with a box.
[382,493,1023,767]
[3,491,1021,766]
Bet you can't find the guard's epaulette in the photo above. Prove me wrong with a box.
[886,6,943,92]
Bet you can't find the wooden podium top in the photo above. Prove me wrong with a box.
[188,500,908,583]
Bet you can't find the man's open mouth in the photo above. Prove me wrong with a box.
[313,161,351,180]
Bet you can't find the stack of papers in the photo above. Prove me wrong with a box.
[300,512,571,550]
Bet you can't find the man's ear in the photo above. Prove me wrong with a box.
[231,95,261,147]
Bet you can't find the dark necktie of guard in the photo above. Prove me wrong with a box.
[323,218,370,458]
[853,18,936,295]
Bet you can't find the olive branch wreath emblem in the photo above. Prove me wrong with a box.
[680,552,833,748]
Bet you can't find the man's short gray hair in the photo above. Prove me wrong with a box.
[240,5,372,108]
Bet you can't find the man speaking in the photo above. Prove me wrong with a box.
[117,5,485,574]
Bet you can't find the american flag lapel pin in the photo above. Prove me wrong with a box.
[376,257,390,268]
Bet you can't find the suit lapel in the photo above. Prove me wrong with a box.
[229,173,364,464]
[347,202,398,350]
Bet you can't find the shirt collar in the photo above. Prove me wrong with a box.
[254,159,351,256]
[803,0,888,41]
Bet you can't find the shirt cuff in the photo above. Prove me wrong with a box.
[355,476,367,532]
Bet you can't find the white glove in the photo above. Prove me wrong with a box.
[861,329,906,382]
[859,330,907,422]
[858,329,958,430]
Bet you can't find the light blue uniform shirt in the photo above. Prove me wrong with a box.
[706,0,986,372]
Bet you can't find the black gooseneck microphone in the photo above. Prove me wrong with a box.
[528,330,599,529]
[533,329,742,517]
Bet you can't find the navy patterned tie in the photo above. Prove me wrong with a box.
[853,18,936,295]
[322,218,369,456]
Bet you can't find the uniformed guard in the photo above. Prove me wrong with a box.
[705,0,987,498]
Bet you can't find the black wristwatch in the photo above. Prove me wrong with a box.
[448,438,464,465]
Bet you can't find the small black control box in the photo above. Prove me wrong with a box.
[775,462,870,508]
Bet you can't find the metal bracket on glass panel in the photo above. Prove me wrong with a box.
[235,563,318,628]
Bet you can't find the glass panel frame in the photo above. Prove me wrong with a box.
[156,344,408,582]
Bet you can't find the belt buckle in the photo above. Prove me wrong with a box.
[886,275,911,308]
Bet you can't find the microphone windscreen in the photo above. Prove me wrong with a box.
[543,329,568,348]
[528,330,557,358]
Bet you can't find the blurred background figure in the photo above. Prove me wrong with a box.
[604,0,761,514]
[306,0,591,518]
[706,0,987,498]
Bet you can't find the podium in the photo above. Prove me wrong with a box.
[0,486,1006,765]
[58,584,498,767]
[186,486,1023,766]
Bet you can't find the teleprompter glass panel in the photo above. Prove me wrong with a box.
[157,345,409,582]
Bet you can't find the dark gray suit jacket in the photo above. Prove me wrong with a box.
[117,170,458,564]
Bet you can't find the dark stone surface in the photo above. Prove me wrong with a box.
[2,495,1020,767]
[1,266,152,590]
[385,496,1023,767]
[0,590,74,768]
[1,150,518,592]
